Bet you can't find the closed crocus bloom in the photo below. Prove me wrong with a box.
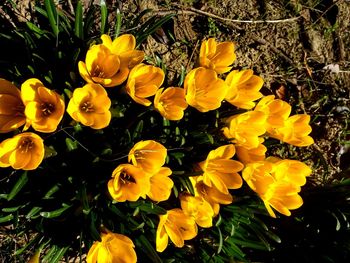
[128,140,167,174]
[236,140,267,164]
[222,111,267,149]
[78,44,128,88]
[254,95,291,130]
[225,69,264,109]
[269,158,312,186]
[0,79,26,132]
[184,67,228,112]
[180,193,214,228]
[0,132,44,170]
[200,144,243,194]
[21,79,65,133]
[154,87,188,120]
[67,83,111,129]
[199,38,236,74]
[156,208,198,252]
[126,64,164,106]
[87,231,137,263]
[101,34,144,70]
[147,167,174,202]
[269,114,314,147]
[191,176,233,216]
[243,160,309,217]
[108,164,150,202]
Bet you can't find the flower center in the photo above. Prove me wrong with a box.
[80,101,94,113]
[92,65,106,78]
[120,171,136,185]
[18,138,34,153]
[41,102,55,116]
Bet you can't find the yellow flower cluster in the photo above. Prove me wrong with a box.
[108,140,173,202]
[243,157,312,217]
[0,33,315,261]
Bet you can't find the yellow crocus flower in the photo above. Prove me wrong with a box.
[0,132,44,170]
[125,64,165,106]
[199,38,236,74]
[184,67,228,112]
[87,231,137,263]
[101,34,144,70]
[107,163,150,202]
[0,79,26,133]
[156,208,197,252]
[199,144,243,194]
[67,83,111,129]
[180,193,214,228]
[147,167,174,202]
[128,140,167,174]
[21,78,65,133]
[190,176,233,216]
[154,87,188,120]
[222,111,267,149]
[242,159,312,218]
[225,69,264,109]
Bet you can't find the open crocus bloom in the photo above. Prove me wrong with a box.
[156,208,197,252]
[21,78,65,133]
[101,34,144,70]
[225,69,264,109]
[154,87,188,121]
[184,67,228,112]
[0,132,44,170]
[0,79,26,133]
[128,140,167,174]
[222,111,267,149]
[126,64,165,106]
[108,164,151,202]
[199,144,243,194]
[242,159,311,217]
[87,230,137,263]
[78,44,129,88]
[199,38,236,74]
[67,83,111,129]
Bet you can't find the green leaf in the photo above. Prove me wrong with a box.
[43,184,60,199]
[40,204,72,218]
[14,234,42,256]
[2,205,25,213]
[7,172,28,201]
[65,137,78,151]
[130,201,167,215]
[114,8,122,37]
[74,1,84,39]
[217,226,223,254]
[0,214,14,223]
[100,0,108,34]
[50,246,69,263]
[26,206,43,219]
[132,120,144,139]
[44,0,59,37]
[138,235,162,263]
[136,14,175,46]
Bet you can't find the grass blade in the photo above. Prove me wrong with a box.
[114,8,122,37]
[74,1,84,39]
[100,0,108,34]
[44,0,59,36]
[7,172,28,201]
